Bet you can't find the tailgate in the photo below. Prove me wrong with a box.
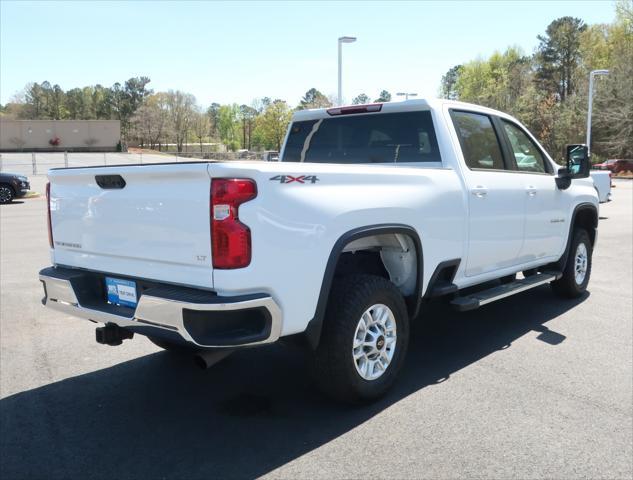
[48,163,214,289]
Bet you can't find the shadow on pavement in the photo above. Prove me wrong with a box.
[0,286,588,479]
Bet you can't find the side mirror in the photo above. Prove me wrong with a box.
[555,167,572,190]
[565,144,590,178]
[557,144,590,190]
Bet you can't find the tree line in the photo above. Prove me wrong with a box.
[1,79,396,152]
[440,1,632,160]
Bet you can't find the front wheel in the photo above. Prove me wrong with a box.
[551,228,592,298]
[0,184,14,204]
[310,274,410,403]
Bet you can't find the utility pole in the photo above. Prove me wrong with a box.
[586,69,609,156]
[337,36,357,106]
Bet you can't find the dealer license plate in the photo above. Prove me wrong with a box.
[105,277,138,308]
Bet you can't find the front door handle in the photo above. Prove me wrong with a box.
[526,185,537,197]
[471,186,488,198]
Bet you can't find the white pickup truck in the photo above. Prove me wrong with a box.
[40,99,599,402]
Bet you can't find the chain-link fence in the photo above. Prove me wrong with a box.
[0,151,264,176]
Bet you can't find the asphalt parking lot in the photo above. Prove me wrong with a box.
[1,176,631,480]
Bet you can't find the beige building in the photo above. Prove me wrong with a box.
[0,119,121,152]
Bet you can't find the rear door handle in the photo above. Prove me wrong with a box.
[471,186,488,198]
[526,185,537,197]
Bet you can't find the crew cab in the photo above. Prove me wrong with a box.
[40,99,598,402]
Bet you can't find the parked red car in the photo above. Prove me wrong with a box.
[613,159,633,174]
[593,159,618,171]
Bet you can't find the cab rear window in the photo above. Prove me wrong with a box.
[282,111,442,164]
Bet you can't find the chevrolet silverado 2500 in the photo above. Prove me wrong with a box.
[40,99,598,402]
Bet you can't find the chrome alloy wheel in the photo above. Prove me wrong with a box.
[352,303,397,381]
[574,242,588,285]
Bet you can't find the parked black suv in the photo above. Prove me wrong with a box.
[0,173,30,204]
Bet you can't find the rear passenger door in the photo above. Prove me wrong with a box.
[450,110,526,277]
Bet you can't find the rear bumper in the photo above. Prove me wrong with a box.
[39,266,282,348]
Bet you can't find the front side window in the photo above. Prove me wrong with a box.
[451,111,506,170]
[502,121,548,173]
[281,111,442,164]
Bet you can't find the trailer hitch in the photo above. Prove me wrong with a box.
[96,323,134,346]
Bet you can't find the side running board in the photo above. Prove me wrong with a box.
[450,272,562,312]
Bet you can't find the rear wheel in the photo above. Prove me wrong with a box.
[310,274,410,403]
[551,228,592,298]
[0,184,14,204]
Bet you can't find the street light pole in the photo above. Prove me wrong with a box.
[338,36,357,106]
[397,92,418,101]
[586,69,609,156]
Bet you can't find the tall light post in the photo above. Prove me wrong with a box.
[586,69,609,156]
[338,36,357,106]
[397,92,418,101]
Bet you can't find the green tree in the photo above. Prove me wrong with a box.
[593,0,633,157]
[256,100,292,150]
[374,90,392,102]
[239,104,258,149]
[352,93,370,104]
[166,90,196,152]
[206,102,221,139]
[48,84,66,119]
[298,88,332,109]
[23,82,47,118]
[535,17,587,101]
[217,104,241,151]
[65,88,85,119]
[439,65,463,99]
[192,109,211,153]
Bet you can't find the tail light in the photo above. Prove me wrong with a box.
[211,178,257,269]
[46,182,54,248]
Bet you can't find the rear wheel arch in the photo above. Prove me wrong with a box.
[303,224,423,350]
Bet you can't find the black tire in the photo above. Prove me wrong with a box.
[0,184,14,204]
[310,274,410,403]
[551,228,592,298]
[147,336,195,353]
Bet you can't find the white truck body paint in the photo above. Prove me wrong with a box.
[590,170,612,203]
[46,98,599,339]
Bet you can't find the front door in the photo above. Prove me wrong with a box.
[499,120,566,261]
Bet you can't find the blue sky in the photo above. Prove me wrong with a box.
[0,0,616,107]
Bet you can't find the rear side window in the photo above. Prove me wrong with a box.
[281,111,442,164]
[451,111,505,170]
[281,120,318,162]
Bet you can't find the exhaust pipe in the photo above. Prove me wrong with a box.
[194,349,234,369]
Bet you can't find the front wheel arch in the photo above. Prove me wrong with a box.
[549,203,597,273]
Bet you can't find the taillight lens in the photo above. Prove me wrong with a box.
[211,178,257,269]
[46,182,54,248]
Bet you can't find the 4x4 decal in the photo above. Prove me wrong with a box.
[269,175,319,184]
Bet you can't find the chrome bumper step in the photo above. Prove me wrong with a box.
[39,266,282,348]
